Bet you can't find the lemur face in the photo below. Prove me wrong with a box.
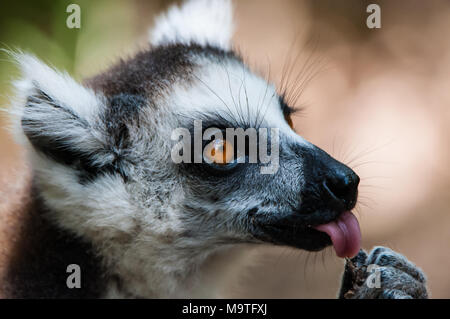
[165,50,361,257]
[11,0,360,262]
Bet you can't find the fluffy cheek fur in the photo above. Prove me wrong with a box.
[33,160,138,242]
[33,152,216,297]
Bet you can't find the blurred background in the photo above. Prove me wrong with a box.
[0,0,449,298]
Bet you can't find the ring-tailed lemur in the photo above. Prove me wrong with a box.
[3,0,428,298]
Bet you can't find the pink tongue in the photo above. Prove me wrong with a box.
[314,211,361,258]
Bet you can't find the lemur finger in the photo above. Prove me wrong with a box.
[349,249,368,268]
[379,289,413,299]
[376,266,428,298]
[366,246,426,283]
[349,266,427,299]
[366,246,391,263]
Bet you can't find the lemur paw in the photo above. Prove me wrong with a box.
[339,247,429,299]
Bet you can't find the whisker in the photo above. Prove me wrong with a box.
[345,139,395,167]
[350,160,395,170]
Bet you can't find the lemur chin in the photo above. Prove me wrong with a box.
[3,0,428,298]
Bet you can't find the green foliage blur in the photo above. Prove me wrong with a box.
[0,0,173,114]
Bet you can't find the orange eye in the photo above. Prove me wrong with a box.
[204,139,234,165]
[285,113,294,129]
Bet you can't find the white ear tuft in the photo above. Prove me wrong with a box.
[150,0,234,50]
[12,53,100,121]
[6,52,108,164]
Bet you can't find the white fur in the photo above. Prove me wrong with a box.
[34,157,138,240]
[150,0,234,50]
[7,53,111,166]
[12,53,100,121]
[169,57,310,144]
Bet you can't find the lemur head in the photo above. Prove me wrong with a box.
[10,0,360,268]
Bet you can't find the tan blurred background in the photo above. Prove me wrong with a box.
[0,0,449,298]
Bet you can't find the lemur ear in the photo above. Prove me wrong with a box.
[11,54,112,169]
[150,0,234,50]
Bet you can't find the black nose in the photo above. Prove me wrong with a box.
[303,146,360,210]
[323,164,359,210]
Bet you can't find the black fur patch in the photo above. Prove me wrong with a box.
[85,43,239,99]
[104,93,144,150]
[4,183,107,298]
